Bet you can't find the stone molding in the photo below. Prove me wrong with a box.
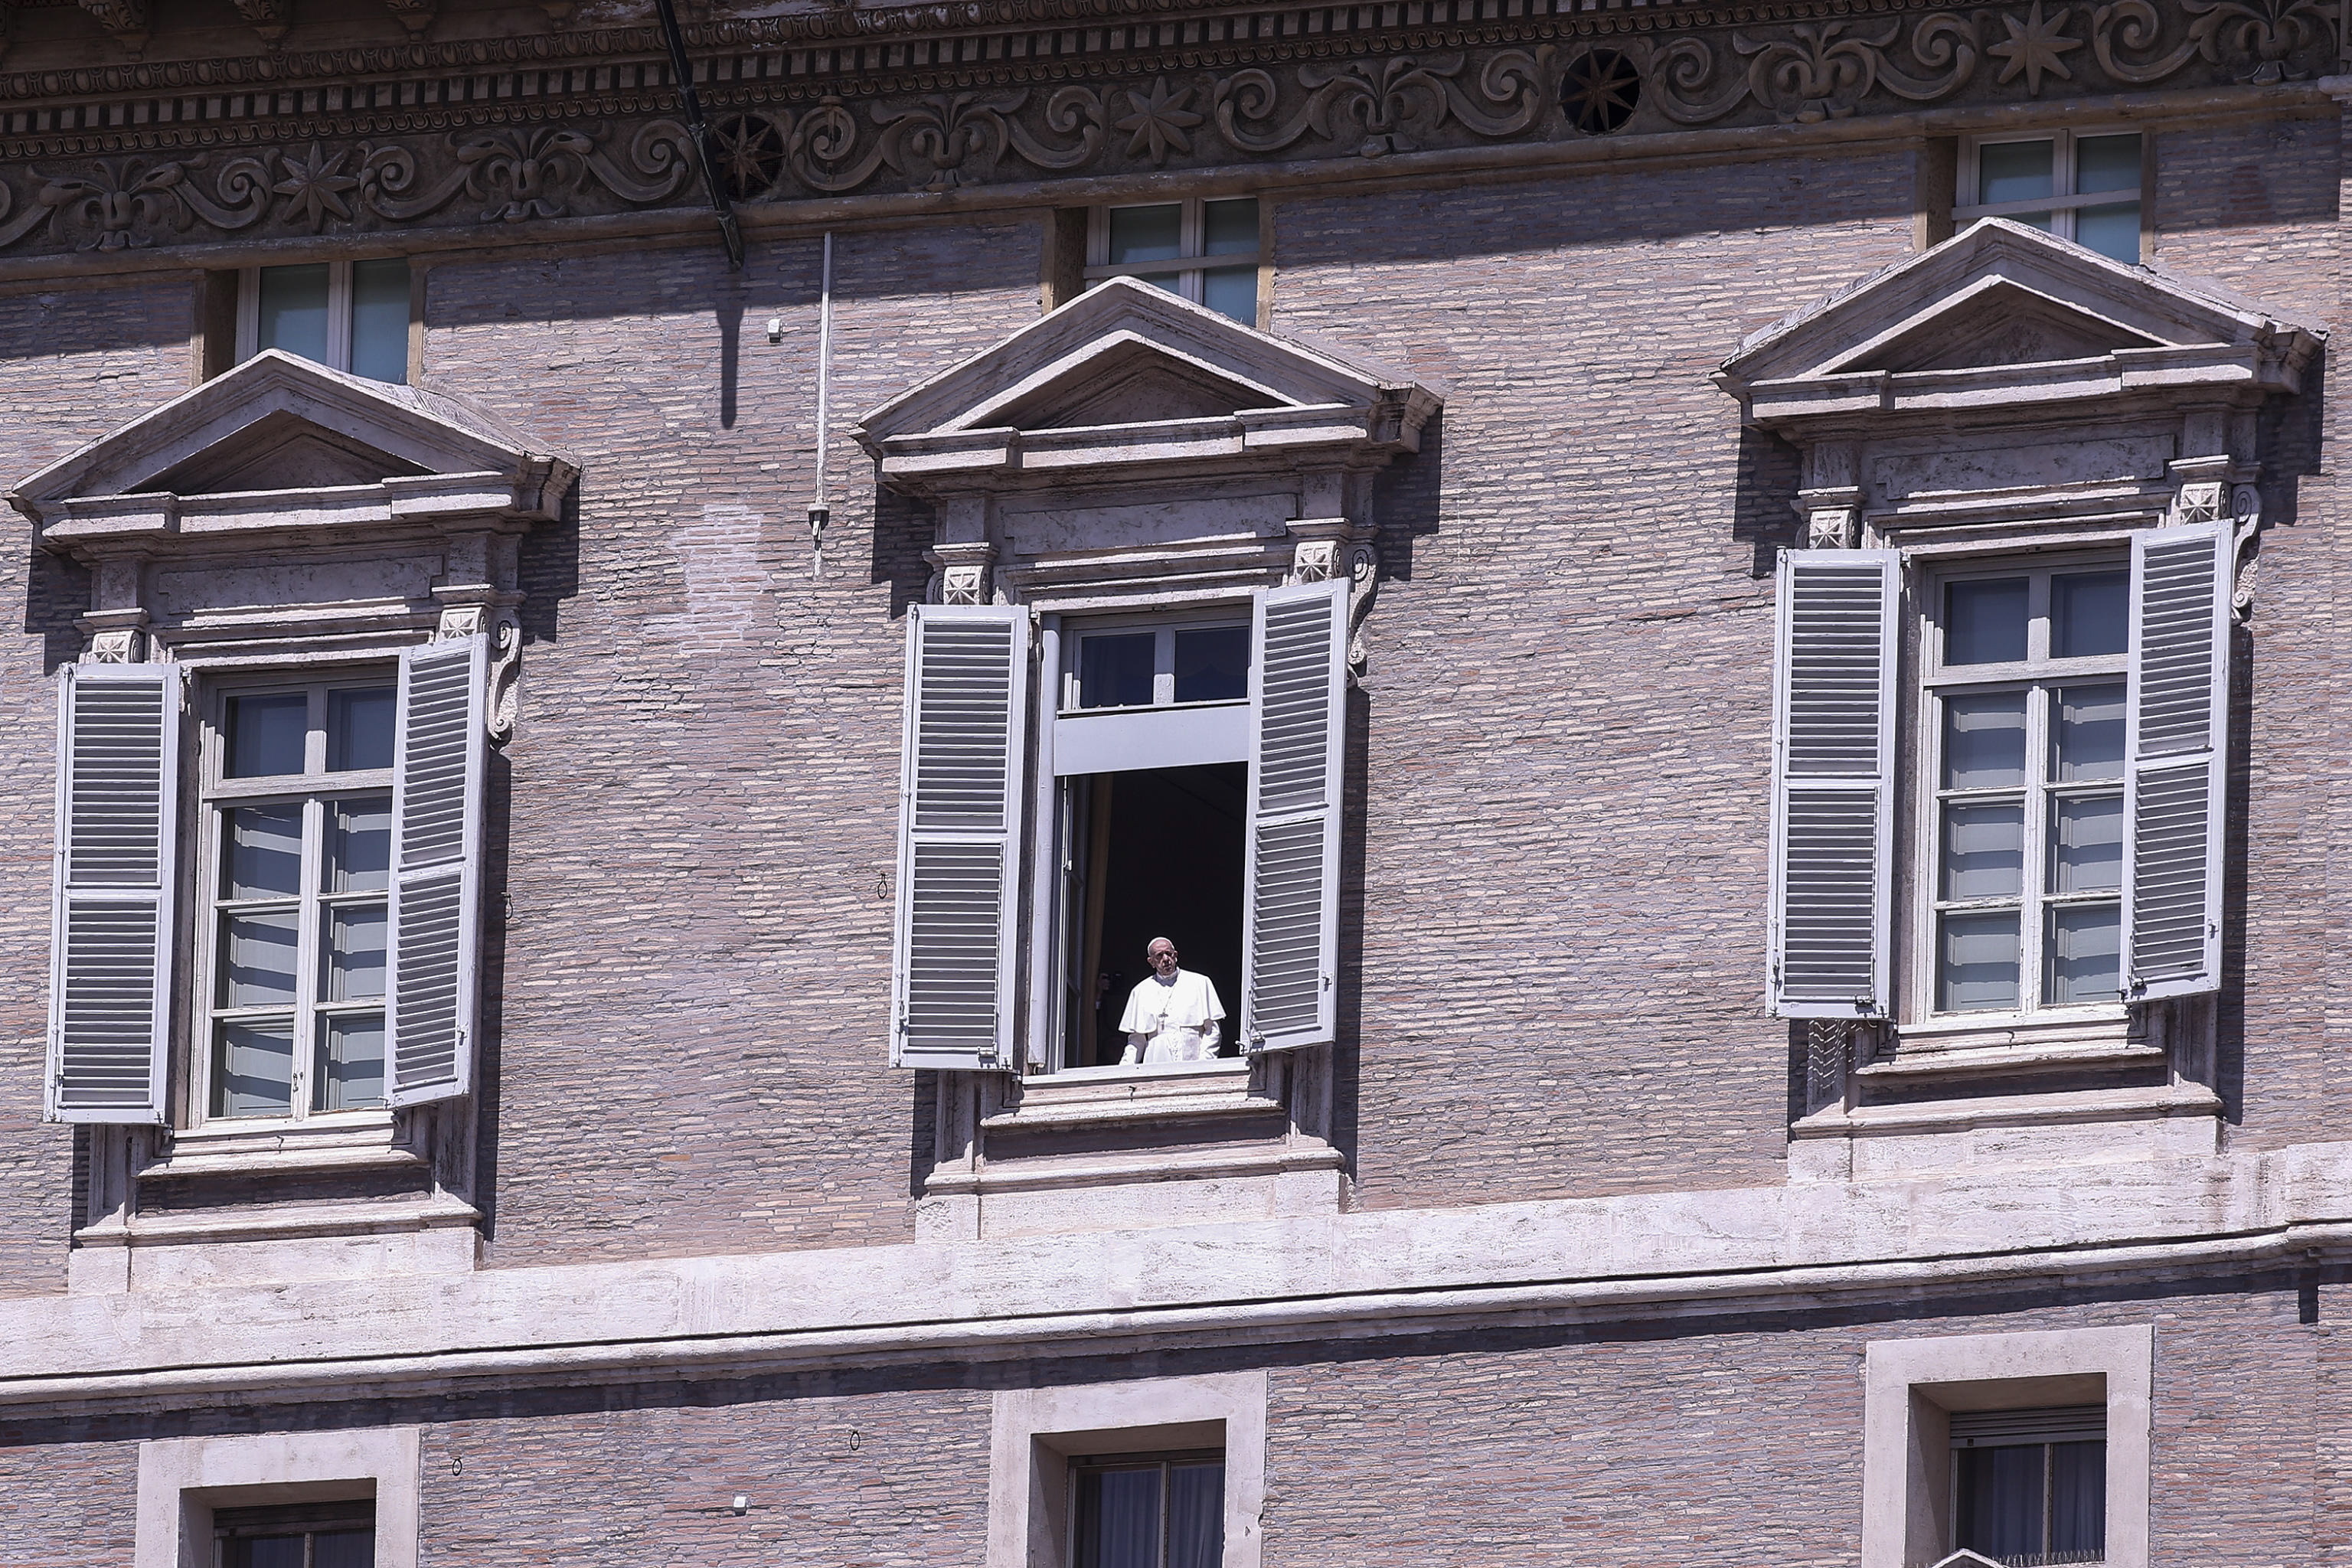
[0,0,2333,260]
[2,1139,2349,1416]
[135,1426,423,1568]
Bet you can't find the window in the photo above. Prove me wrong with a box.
[890,583,1345,1076]
[986,1371,1266,1568]
[214,1501,376,1568]
[198,675,397,1122]
[1950,1407,2107,1566]
[1766,524,2230,1026]
[1956,132,2142,264]
[1925,559,2128,1018]
[237,259,410,383]
[1860,1325,2148,1568]
[47,641,489,1126]
[1056,615,1253,1069]
[1087,198,1262,325]
[1071,1451,1225,1568]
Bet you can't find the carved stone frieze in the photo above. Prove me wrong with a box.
[0,0,2331,261]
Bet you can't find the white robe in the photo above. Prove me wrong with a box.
[1117,969,1226,1064]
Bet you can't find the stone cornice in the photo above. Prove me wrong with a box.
[0,0,2331,262]
[2,1142,2350,1417]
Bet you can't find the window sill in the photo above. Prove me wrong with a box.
[1864,1009,2154,1081]
[142,1112,422,1181]
[995,1058,1270,1132]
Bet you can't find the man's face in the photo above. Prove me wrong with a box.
[1148,942,1178,977]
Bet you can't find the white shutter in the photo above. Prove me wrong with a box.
[46,662,181,1123]
[1767,549,1899,1019]
[386,635,488,1106]
[2124,522,2230,1000]
[891,604,1028,1070]
[1241,580,1347,1053]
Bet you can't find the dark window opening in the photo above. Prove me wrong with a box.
[214,1499,376,1568]
[1072,1451,1224,1568]
[1951,1406,2105,1566]
[1062,764,1245,1068]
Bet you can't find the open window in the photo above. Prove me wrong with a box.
[890,580,1346,1075]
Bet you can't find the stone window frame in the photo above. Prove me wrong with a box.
[1860,1324,2152,1568]
[10,348,573,1275]
[135,1426,421,1568]
[988,1371,1267,1568]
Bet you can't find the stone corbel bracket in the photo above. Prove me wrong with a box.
[856,277,1438,629]
[8,351,575,735]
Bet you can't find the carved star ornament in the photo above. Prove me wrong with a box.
[1989,1,2083,94]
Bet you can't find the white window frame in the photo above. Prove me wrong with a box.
[191,666,400,1132]
[234,259,410,374]
[1913,550,2132,1027]
[1955,129,2145,255]
[1060,609,1255,715]
[135,1427,421,1568]
[1861,1325,2151,1568]
[988,1372,1266,1568]
[1085,197,1266,322]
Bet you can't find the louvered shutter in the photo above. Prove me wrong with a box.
[385,635,488,1105]
[890,604,1028,1070]
[46,662,181,1123]
[1241,580,1347,1053]
[2124,522,2230,1000]
[1766,549,1900,1018]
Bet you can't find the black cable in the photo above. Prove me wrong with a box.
[650,0,746,272]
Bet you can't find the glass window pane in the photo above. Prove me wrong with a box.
[1978,139,2055,205]
[326,796,392,893]
[1167,1462,1225,1568]
[227,692,309,777]
[223,804,304,898]
[1943,578,2029,665]
[1201,266,1257,325]
[2050,794,2125,895]
[349,259,410,384]
[1108,204,1182,265]
[1942,691,2029,789]
[2050,1440,2109,1556]
[1075,1467,1162,1568]
[328,685,397,772]
[1078,633,1157,710]
[1956,1444,2047,1560]
[220,910,299,1008]
[1174,626,1250,703]
[2076,201,2141,263]
[244,1538,309,1568]
[2076,134,2141,194]
[314,1013,387,1113]
[255,263,332,365]
[2047,903,2122,1005]
[2053,570,2129,658]
[324,903,387,1001]
[2052,683,2126,782]
[213,1020,294,1119]
[2006,210,2056,233]
[1202,198,1258,255]
[1939,910,2021,1013]
[1942,802,2024,901]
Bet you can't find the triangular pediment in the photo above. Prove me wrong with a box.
[9,349,571,524]
[858,275,1430,448]
[1718,218,2318,411]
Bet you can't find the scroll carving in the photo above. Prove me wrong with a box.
[0,154,269,252]
[1658,17,1978,124]
[2092,0,2332,83]
[1215,51,1549,157]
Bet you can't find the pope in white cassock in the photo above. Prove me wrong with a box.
[1117,937,1226,1065]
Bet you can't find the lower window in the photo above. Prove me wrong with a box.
[214,1500,376,1568]
[1952,1406,2106,1566]
[1072,1450,1226,1568]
